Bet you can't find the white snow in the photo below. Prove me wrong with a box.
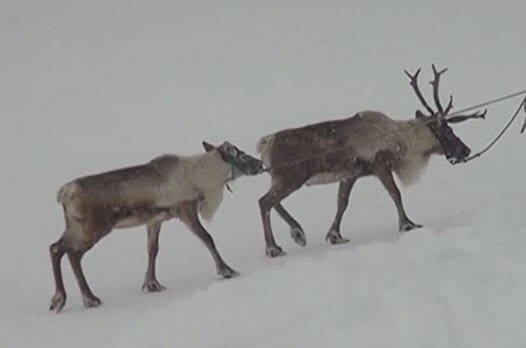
[2,1,526,347]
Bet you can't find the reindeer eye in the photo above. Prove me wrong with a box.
[226,146,237,156]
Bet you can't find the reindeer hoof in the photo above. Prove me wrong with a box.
[218,266,240,279]
[142,279,166,293]
[266,246,286,258]
[400,221,423,232]
[82,294,102,309]
[325,230,350,245]
[290,227,306,246]
[49,292,67,313]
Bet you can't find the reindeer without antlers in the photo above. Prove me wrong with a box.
[49,141,263,312]
[256,65,486,257]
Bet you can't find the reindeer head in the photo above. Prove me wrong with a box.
[203,141,265,177]
[405,65,486,164]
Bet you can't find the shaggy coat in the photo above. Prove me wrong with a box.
[258,111,441,188]
[57,151,231,249]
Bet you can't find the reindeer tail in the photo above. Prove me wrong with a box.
[256,134,274,167]
[56,182,77,204]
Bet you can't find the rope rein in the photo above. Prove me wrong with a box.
[459,96,526,163]
[261,89,526,172]
[446,89,526,117]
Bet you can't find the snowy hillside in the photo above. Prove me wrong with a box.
[2,1,526,348]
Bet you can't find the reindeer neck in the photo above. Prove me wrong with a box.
[398,118,441,157]
[183,151,232,190]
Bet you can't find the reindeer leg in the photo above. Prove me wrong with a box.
[274,203,306,247]
[142,222,165,292]
[259,174,308,257]
[373,154,422,232]
[49,238,67,312]
[179,201,239,278]
[326,177,357,244]
[68,248,102,309]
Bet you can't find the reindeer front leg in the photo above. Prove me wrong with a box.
[373,152,422,232]
[142,221,166,292]
[68,250,102,308]
[178,200,238,278]
[259,172,309,257]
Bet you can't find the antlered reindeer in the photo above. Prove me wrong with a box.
[257,65,486,257]
[49,141,263,312]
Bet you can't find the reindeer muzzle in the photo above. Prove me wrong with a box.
[447,145,471,165]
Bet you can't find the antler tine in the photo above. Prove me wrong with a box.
[431,63,448,76]
[444,95,454,115]
[430,64,449,115]
[404,68,420,80]
[447,109,487,123]
[404,68,435,115]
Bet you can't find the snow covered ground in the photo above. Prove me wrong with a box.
[2,1,526,347]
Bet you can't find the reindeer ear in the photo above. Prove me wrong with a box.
[202,141,215,152]
[415,110,425,119]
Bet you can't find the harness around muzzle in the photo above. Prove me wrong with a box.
[219,151,265,176]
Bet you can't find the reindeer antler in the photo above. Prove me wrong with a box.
[447,109,487,123]
[406,64,486,124]
[405,68,435,115]
[430,64,453,115]
[444,95,454,114]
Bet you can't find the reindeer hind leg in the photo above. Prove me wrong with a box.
[274,203,306,247]
[68,248,102,309]
[65,220,109,309]
[326,177,357,245]
[259,172,309,257]
[49,237,67,312]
